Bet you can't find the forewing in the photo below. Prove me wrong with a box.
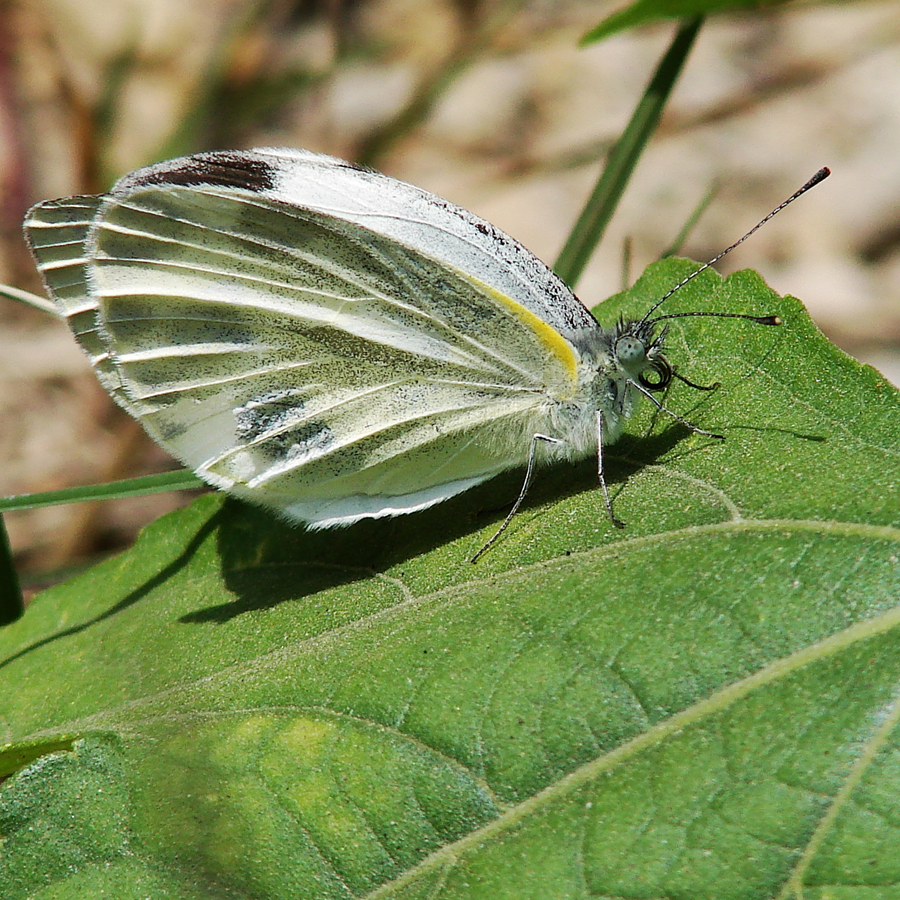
[116,148,598,340]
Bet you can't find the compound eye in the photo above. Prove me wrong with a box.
[615,336,646,366]
[639,358,673,391]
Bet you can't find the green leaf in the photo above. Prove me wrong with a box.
[1,259,899,899]
[584,0,793,43]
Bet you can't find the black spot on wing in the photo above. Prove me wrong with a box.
[282,422,334,462]
[258,420,334,464]
[235,389,307,444]
[128,152,277,193]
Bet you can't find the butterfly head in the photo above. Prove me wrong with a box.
[612,318,673,392]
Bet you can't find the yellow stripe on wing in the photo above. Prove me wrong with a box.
[457,270,579,393]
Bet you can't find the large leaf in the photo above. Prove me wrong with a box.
[1,259,899,899]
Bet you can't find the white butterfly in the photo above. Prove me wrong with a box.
[24,149,826,557]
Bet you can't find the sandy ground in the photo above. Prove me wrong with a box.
[2,0,898,582]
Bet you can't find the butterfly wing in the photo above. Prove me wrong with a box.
[26,149,589,525]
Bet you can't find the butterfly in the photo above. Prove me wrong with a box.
[24,149,828,558]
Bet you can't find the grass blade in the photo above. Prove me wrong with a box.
[0,470,204,514]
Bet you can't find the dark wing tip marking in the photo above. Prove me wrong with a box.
[125,151,277,193]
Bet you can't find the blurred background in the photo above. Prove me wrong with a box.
[1,0,899,586]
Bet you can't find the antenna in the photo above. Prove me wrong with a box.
[639,167,831,327]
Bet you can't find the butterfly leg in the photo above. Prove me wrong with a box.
[597,411,625,529]
[628,379,726,441]
[471,433,561,563]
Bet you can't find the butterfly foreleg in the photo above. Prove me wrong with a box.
[627,379,726,441]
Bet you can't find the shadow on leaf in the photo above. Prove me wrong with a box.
[178,424,689,623]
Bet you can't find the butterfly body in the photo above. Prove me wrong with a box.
[24,149,700,532]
